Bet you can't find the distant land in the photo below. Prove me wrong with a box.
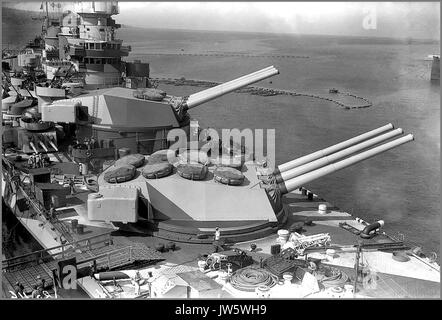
[2,7,439,49]
[120,25,440,45]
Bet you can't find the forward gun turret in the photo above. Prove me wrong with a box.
[265,125,414,213]
[277,133,414,195]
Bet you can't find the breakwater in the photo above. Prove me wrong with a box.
[153,77,373,109]
[140,52,310,59]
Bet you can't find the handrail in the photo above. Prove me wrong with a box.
[2,233,113,269]
[3,232,112,263]
[76,246,132,268]
[3,245,132,275]
[18,183,74,243]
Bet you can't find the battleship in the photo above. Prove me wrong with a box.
[1,2,440,300]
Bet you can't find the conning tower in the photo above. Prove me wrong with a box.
[58,1,136,89]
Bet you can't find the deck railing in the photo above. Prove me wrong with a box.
[76,245,133,270]
[2,233,113,271]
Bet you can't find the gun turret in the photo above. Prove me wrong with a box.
[184,66,279,109]
[169,66,279,120]
[40,66,280,155]
[41,66,280,129]
[277,133,414,194]
[274,127,404,183]
[274,123,395,175]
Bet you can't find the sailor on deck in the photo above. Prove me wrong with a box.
[31,285,40,299]
[49,204,56,220]
[28,155,34,168]
[90,137,97,148]
[132,271,142,296]
[69,178,75,195]
[31,153,37,168]
[213,227,222,253]
[14,281,25,297]
[35,153,42,168]
[42,153,50,167]
[215,227,220,241]
[36,275,46,294]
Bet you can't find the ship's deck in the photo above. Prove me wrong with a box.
[2,155,440,298]
[103,189,439,298]
[51,188,442,298]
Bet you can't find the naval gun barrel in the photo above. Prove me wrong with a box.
[185,66,279,109]
[43,136,59,152]
[278,134,414,194]
[275,128,404,183]
[275,123,394,174]
[29,141,38,154]
[48,140,58,152]
[38,140,49,152]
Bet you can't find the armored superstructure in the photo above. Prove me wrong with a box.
[57,2,129,89]
[2,1,150,108]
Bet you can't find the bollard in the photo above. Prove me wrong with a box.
[318,204,327,214]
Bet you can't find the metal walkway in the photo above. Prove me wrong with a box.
[2,234,163,296]
[2,157,164,297]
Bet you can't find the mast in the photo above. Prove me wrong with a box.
[45,1,49,23]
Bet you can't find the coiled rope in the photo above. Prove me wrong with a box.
[230,267,278,292]
[315,266,349,288]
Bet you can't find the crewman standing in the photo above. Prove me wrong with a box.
[69,178,75,195]
[31,285,40,299]
[213,227,221,253]
[133,271,142,296]
[31,153,37,168]
[28,155,34,168]
[36,275,46,293]
[36,153,42,168]
[14,282,25,297]
[49,204,56,220]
